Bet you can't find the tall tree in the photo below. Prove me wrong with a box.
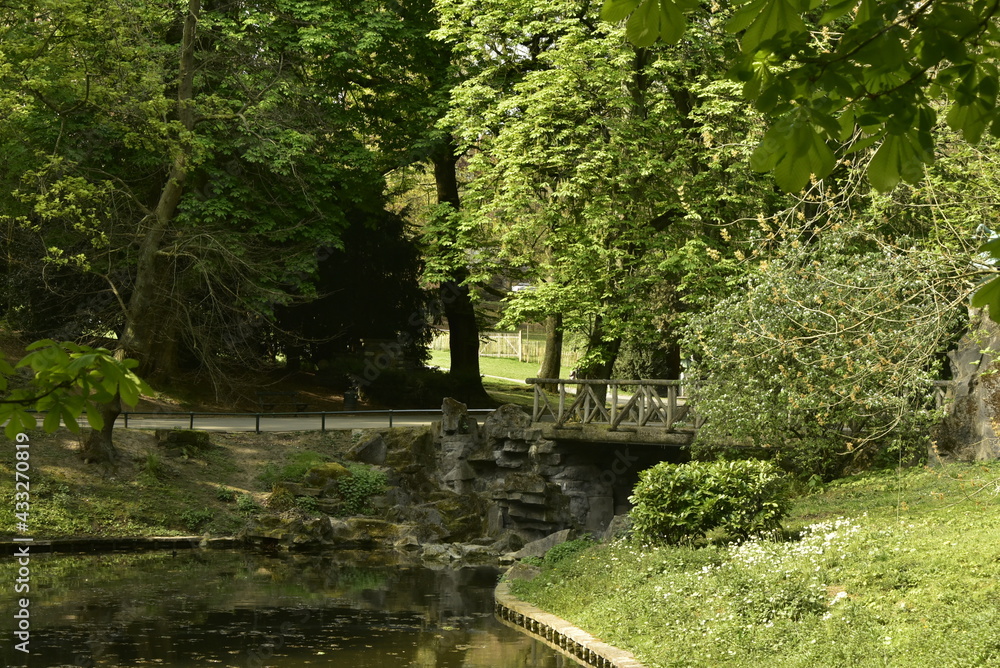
[435,0,780,384]
[603,0,1000,316]
[0,0,395,386]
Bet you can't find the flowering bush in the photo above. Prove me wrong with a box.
[629,459,791,544]
[684,218,968,479]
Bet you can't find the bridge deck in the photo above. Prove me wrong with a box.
[527,378,700,444]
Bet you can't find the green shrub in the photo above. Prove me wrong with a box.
[215,487,237,502]
[180,508,214,531]
[629,459,791,545]
[544,538,593,567]
[295,495,319,513]
[336,464,387,515]
[235,493,262,516]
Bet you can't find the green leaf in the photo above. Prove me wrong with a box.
[946,99,994,144]
[24,338,58,352]
[855,28,908,73]
[85,402,105,432]
[43,407,62,432]
[844,130,885,155]
[741,0,807,54]
[868,134,903,192]
[627,0,661,47]
[820,0,860,24]
[61,406,80,433]
[119,376,141,407]
[4,408,35,440]
[979,238,1000,257]
[972,276,1000,323]
[658,0,685,44]
[601,0,641,22]
[751,113,835,192]
[727,0,768,34]
[868,131,930,192]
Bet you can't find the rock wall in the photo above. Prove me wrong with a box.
[241,398,681,555]
[434,400,640,545]
[934,313,1000,461]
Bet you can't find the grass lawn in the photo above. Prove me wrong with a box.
[427,349,574,381]
[509,462,1000,668]
[428,350,564,409]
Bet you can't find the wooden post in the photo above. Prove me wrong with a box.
[558,382,566,423]
[666,385,675,426]
[610,383,618,429]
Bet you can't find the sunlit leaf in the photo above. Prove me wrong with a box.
[820,0,860,24]
[626,0,661,47]
[601,0,641,22]
[658,0,685,44]
[741,0,807,54]
[972,276,1000,323]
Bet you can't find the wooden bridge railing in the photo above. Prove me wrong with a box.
[526,378,700,432]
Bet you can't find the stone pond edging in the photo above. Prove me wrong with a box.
[1,536,237,554]
[494,580,647,668]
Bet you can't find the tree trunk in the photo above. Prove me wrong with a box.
[539,313,563,389]
[81,393,121,465]
[578,315,622,406]
[432,136,490,406]
[119,0,200,381]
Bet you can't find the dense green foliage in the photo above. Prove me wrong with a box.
[688,229,966,478]
[1,0,995,475]
[629,459,791,544]
[603,0,1000,192]
[602,0,1000,322]
[685,141,989,477]
[0,0,439,385]
[436,0,783,378]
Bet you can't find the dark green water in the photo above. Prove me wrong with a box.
[2,550,574,667]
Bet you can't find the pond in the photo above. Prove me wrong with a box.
[1,550,576,667]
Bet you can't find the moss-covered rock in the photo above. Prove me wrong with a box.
[265,485,295,511]
[302,462,350,487]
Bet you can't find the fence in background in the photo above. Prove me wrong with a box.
[431,330,582,367]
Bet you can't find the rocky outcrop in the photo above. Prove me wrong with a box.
[347,434,388,465]
[934,313,1000,461]
[241,398,629,558]
[439,399,618,544]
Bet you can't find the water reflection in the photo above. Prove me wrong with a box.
[0,550,574,667]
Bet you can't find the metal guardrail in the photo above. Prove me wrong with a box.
[35,408,496,434]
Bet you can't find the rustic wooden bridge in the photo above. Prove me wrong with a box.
[526,378,701,446]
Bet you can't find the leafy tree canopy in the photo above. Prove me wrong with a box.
[604,0,1000,318]
[603,0,1000,192]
